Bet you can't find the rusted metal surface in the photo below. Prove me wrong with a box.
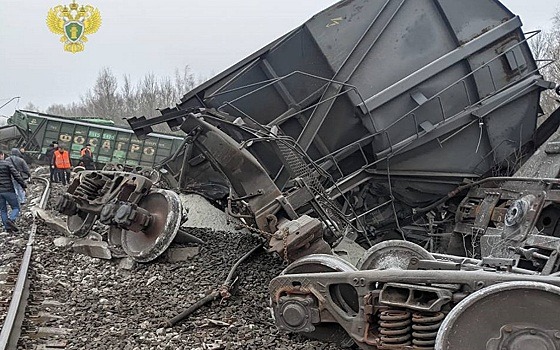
[268,216,331,262]
[449,177,560,274]
[270,264,560,350]
[56,170,184,262]
[120,189,182,262]
[267,175,560,348]
[436,282,560,350]
[356,240,434,270]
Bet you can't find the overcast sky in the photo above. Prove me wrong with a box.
[0,0,558,117]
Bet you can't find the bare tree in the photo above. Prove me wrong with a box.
[79,90,96,116]
[137,73,159,117]
[530,31,554,61]
[530,9,560,115]
[40,65,203,126]
[174,65,197,97]
[22,102,40,112]
[159,76,178,110]
[121,74,137,117]
[89,67,121,119]
[46,103,70,116]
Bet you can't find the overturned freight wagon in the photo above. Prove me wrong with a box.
[0,122,25,151]
[9,110,184,169]
[124,0,558,252]
[57,0,560,349]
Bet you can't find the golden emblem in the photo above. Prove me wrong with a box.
[46,1,102,53]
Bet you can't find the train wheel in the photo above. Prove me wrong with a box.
[133,166,160,183]
[107,226,122,246]
[280,254,358,347]
[67,210,97,237]
[435,281,560,350]
[282,254,357,274]
[357,240,434,270]
[121,189,182,262]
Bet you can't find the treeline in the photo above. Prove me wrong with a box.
[25,65,202,128]
[530,11,560,114]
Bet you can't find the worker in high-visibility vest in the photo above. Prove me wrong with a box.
[53,145,72,185]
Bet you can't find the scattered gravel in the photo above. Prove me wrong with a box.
[11,182,341,350]
[0,179,47,328]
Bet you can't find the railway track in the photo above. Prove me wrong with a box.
[0,177,57,350]
[0,177,338,349]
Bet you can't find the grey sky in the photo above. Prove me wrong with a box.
[0,0,558,116]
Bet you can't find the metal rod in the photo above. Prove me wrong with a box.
[0,97,20,111]
[165,243,262,327]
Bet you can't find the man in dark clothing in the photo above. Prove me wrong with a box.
[0,151,27,233]
[79,143,95,170]
[19,147,33,165]
[7,148,30,205]
[45,141,58,182]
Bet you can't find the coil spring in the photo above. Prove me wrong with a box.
[412,312,445,350]
[378,309,412,349]
[74,174,104,199]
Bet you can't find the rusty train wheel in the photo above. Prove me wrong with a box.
[357,240,434,270]
[280,254,358,347]
[435,281,560,350]
[121,189,182,262]
[67,210,97,238]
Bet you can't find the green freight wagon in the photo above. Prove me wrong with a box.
[9,110,184,168]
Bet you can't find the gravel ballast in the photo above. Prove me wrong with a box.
[12,182,341,350]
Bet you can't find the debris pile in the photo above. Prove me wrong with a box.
[11,182,338,349]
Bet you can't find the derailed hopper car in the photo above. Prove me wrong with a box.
[125,0,558,251]
[10,110,184,169]
[56,0,560,349]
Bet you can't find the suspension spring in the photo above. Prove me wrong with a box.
[378,309,412,349]
[412,312,445,350]
[74,174,105,199]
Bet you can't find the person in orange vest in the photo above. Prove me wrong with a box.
[79,143,95,170]
[53,145,72,185]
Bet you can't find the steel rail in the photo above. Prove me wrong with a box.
[0,176,50,350]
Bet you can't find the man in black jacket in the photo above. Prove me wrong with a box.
[0,151,27,233]
[45,141,58,182]
[7,148,31,205]
[79,143,95,170]
[19,147,33,165]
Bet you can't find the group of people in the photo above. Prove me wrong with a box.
[0,141,95,233]
[45,141,95,185]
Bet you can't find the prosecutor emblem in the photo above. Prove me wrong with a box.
[46,1,101,53]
